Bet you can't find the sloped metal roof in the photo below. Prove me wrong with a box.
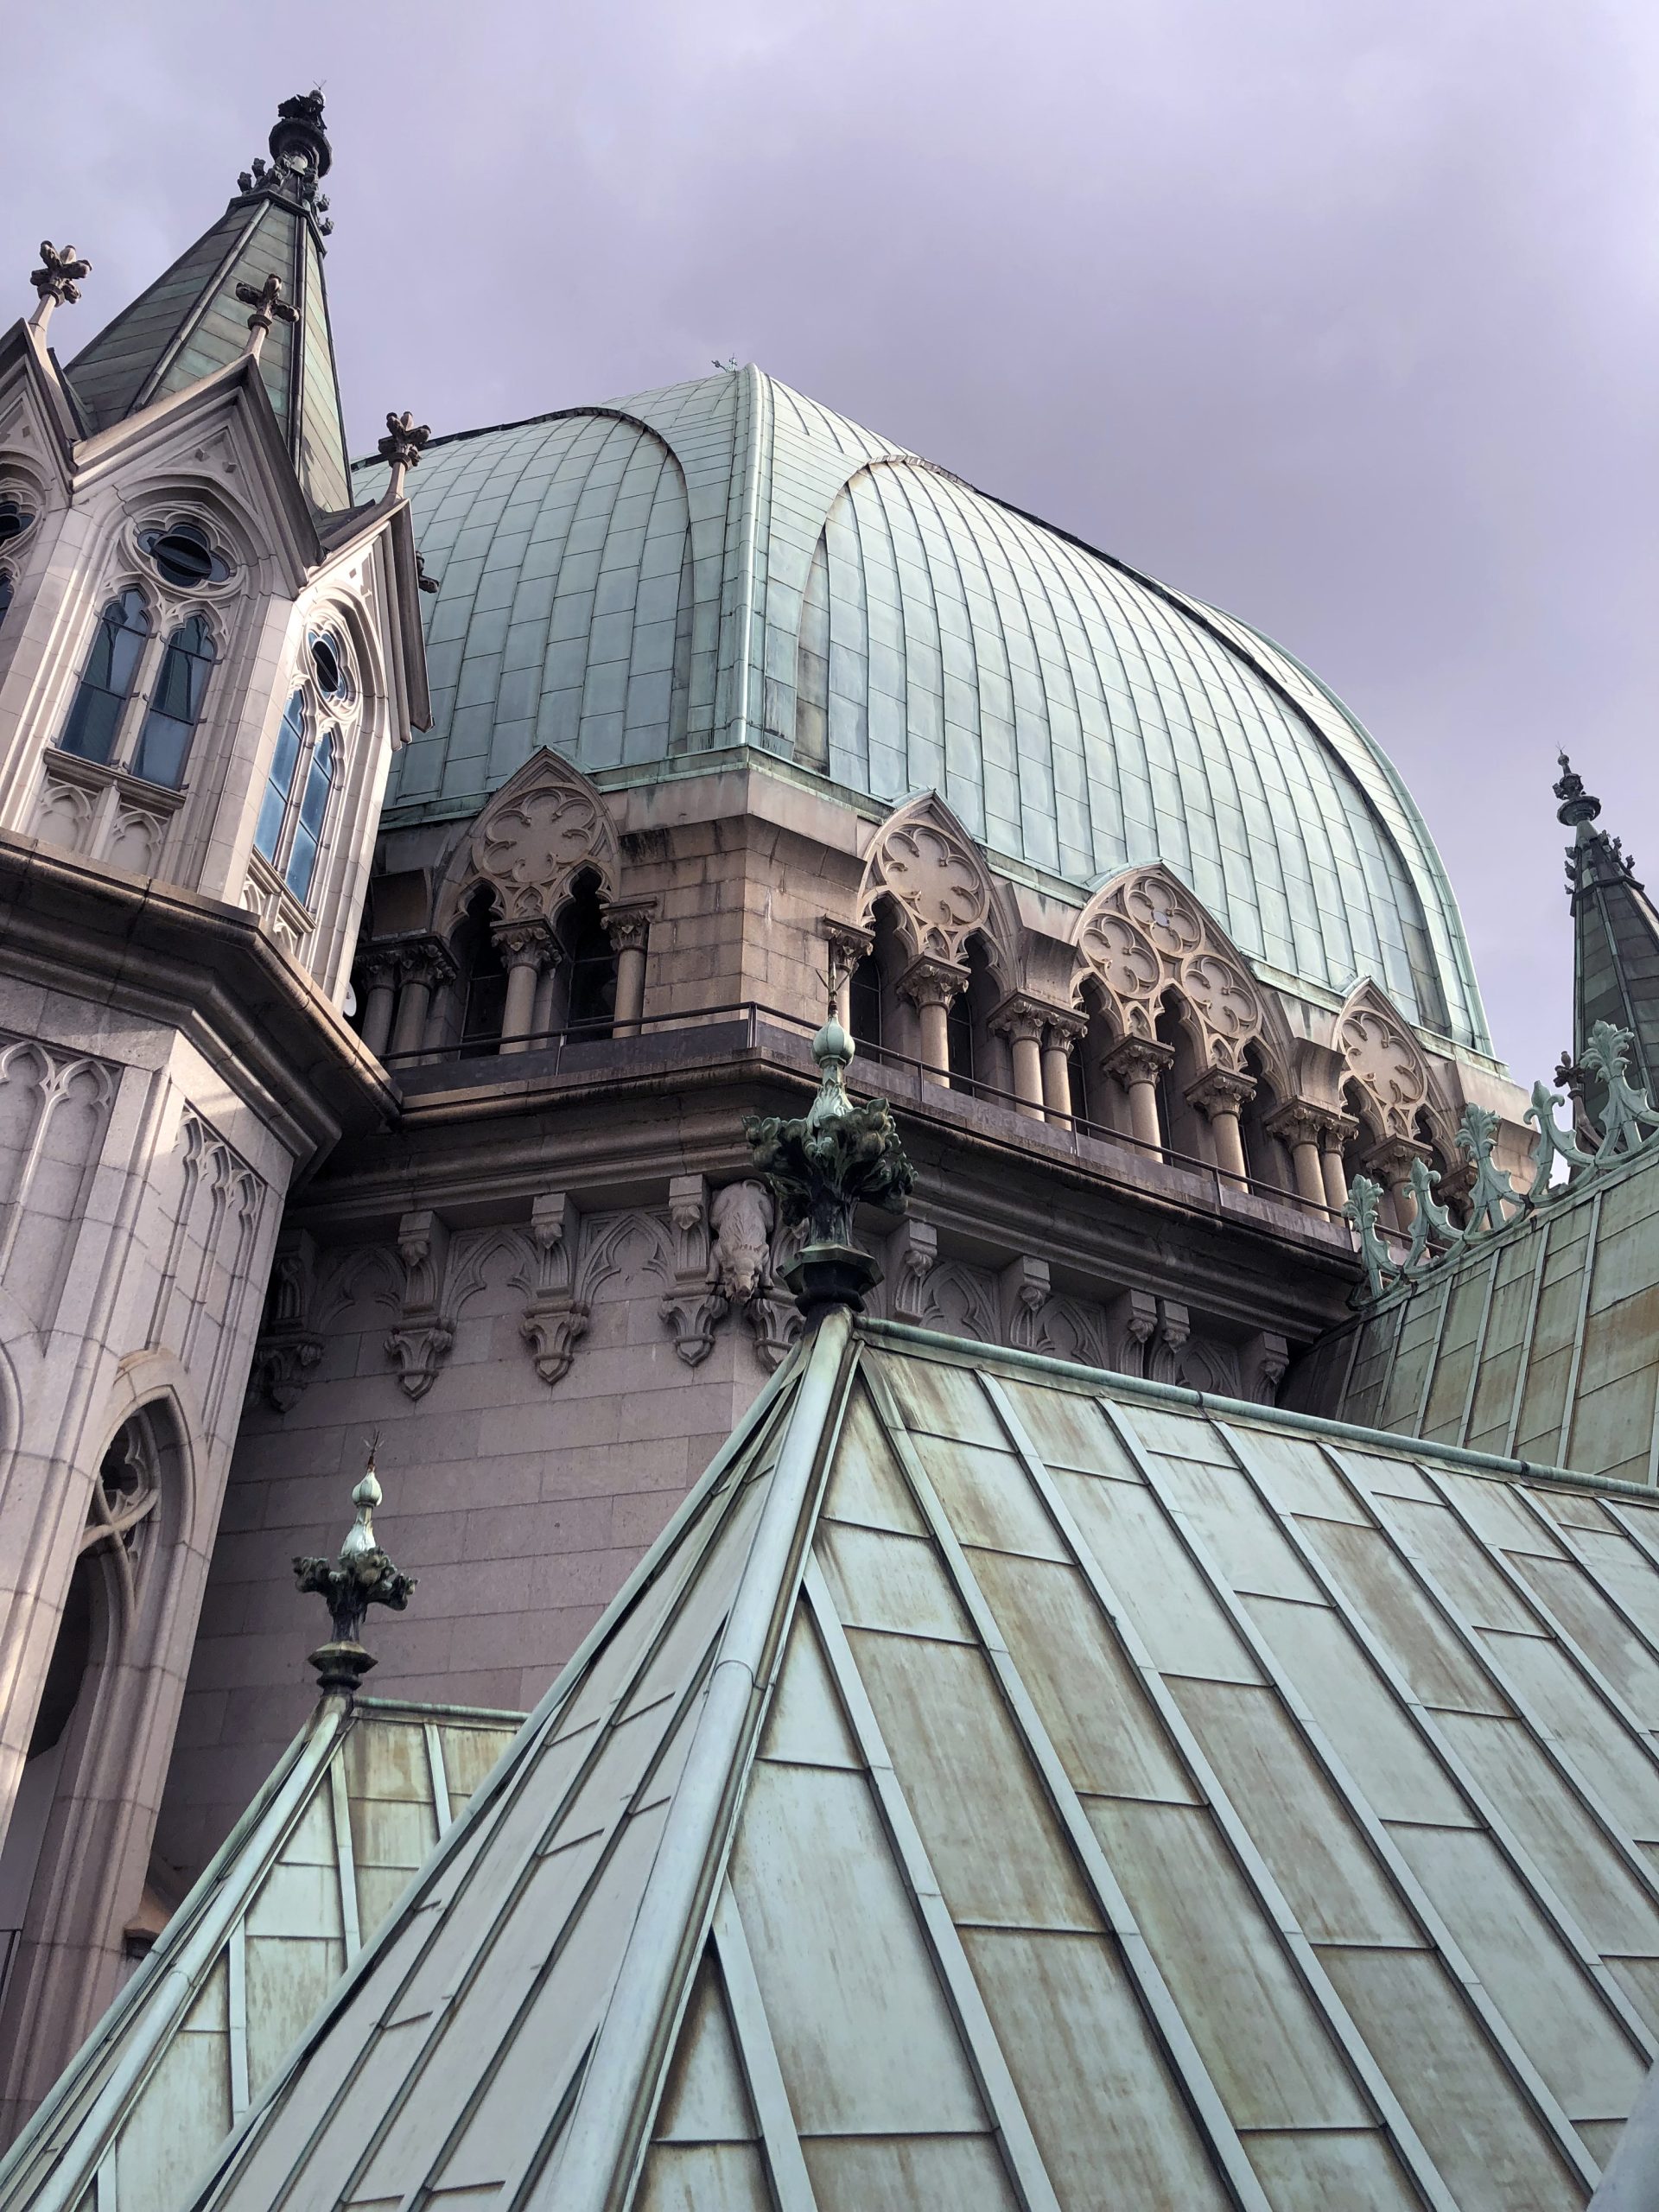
[161,1313,1659,2210]
[354,367,1486,1048]
[64,193,353,516]
[0,1697,520,2212]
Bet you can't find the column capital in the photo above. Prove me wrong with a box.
[1263,1098,1346,1149]
[1363,1134,1434,1189]
[493,918,556,972]
[603,899,656,955]
[1100,1036,1175,1087]
[823,916,875,988]
[898,955,969,1013]
[988,993,1050,1048]
[1184,1066,1256,1118]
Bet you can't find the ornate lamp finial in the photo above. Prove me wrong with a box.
[238,92,334,233]
[743,1019,915,1319]
[234,273,300,361]
[29,241,92,334]
[293,1440,416,1697]
[1554,752,1602,830]
[377,410,432,502]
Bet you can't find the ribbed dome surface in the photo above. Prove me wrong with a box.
[355,369,1485,1049]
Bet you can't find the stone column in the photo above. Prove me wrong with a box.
[1101,1037,1175,1155]
[607,905,653,1038]
[494,921,555,1053]
[1185,1067,1256,1188]
[1263,1103,1330,1210]
[388,944,455,1065]
[1042,1014,1087,1123]
[356,952,399,1058]
[1319,1114,1358,1211]
[990,1001,1046,1118]
[899,957,969,1086]
[1365,1135,1433,1232]
[823,918,874,1031]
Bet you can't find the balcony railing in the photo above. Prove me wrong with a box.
[380,1001,1362,1248]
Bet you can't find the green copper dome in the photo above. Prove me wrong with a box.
[355,367,1488,1050]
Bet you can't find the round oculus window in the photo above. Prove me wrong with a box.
[309,632,346,696]
[139,524,232,588]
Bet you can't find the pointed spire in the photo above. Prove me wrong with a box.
[60,92,353,514]
[1553,753,1659,1112]
[292,1440,416,1697]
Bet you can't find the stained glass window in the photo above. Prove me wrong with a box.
[256,692,307,863]
[60,589,149,765]
[131,616,215,787]
[285,728,335,903]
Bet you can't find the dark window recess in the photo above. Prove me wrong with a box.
[131,614,215,787]
[947,995,976,1087]
[459,888,506,1055]
[0,574,12,633]
[60,589,149,765]
[138,523,231,588]
[561,874,616,1037]
[0,496,34,547]
[1068,1055,1090,1124]
[849,957,882,1050]
[29,1555,92,1758]
[310,632,345,696]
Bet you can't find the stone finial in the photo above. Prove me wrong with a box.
[29,241,92,334]
[378,410,432,501]
[235,273,300,361]
[292,1444,416,1697]
[743,1017,914,1319]
[238,92,334,232]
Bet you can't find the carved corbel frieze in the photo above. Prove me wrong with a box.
[887,1217,939,1323]
[247,1227,325,1414]
[658,1173,728,1368]
[520,1191,590,1386]
[385,1209,454,1400]
[998,1255,1052,1351]
[1240,1329,1291,1405]
[1105,1287,1159,1376]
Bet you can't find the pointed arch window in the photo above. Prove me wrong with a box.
[286,730,335,903]
[253,689,339,907]
[59,589,149,766]
[131,615,215,788]
[256,691,307,864]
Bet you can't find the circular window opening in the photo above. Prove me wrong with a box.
[0,497,35,547]
[140,524,231,588]
[309,632,345,696]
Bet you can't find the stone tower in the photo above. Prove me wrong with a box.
[0,94,428,2122]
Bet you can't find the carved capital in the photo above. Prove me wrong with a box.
[492,919,556,972]
[519,1301,591,1387]
[605,900,655,956]
[1158,1297,1191,1351]
[1363,1135,1433,1190]
[1264,1100,1342,1151]
[399,938,460,991]
[1100,1037,1175,1089]
[247,1332,324,1414]
[898,956,970,1014]
[999,1255,1052,1351]
[385,1323,454,1401]
[887,1217,938,1323]
[1184,1067,1256,1120]
[823,918,875,991]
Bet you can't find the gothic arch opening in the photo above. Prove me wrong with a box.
[559,870,618,1041]
[1154,991,1207,1164]
[454,886,508,1056]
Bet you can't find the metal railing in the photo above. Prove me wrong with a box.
[380,1000,1357,1238]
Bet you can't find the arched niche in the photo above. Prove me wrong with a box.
[855,793,1003,969]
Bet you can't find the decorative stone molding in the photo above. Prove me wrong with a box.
[385,1209,454,1400]
[1338,982,1430,1140]
[1105,1287,1159,1372]
[887,1217,938,1323]
[658,1174,728,1369]
[463,748,620,926]
[1240,1330,1290,1405]
[492,918,557,972]
[988,995,1049,1049]
[248,1228,325,1414]
[604,901,654,957]
[823,918,875,996]
[1074,865,1274,1074]
[1184,1067,1256,1118]
[709,1180,776,1304]
[1099,1036,1176,1089]
[918,1259,1000,1342]
[999,1255,1051,1351]
[857,794,998,965]
[519,1191,589,1386]
[897,956,969,1014]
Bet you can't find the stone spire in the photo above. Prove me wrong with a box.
[292,1445,416,1697]
[1554,753,1659,1115]
[743,1015,915,1319]
[60,92,353,513]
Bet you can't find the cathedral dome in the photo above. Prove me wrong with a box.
[356,367,1487,1051]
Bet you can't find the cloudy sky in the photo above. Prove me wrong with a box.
[8,0,1655,1085]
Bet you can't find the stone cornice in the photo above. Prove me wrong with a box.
[0,829,395,1166]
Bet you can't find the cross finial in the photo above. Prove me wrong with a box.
[234,272,300,361]
[29,241,92,334]
[1554,750,1601,830]
[377,410,432,501]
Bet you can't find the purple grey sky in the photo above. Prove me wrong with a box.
[9,0,1655,1086]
